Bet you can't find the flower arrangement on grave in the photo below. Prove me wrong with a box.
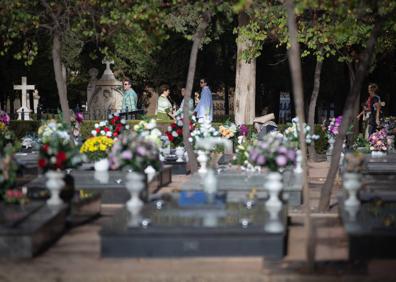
[133,119,162,148]
[283,117,319,149]
[109,132,160,173]
[238,124,249,137]
[0,127,19,200]
[232,136,252,168]
[165,112,195,148]
[0,110,10,126]
[91,113,129,139]
[71,111,84,140]
[219,121,237,139]
[80,136,114,161]
[368,128,388,152]
[248,133,296,172]
[352,134,370,152]
[327,116,343,138]
[37,120,83,172]
[3,189,29,205]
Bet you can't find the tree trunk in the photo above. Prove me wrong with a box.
[182,12,211,173]
[52,33,71,124]
[234,12,256,125]
[285,0,314,270]
[308,59,323,161]
[347,62,360,137]
[318,21,382,212]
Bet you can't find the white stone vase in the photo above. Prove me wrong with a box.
[175,146,185,162]
[45,170,65,205]
[197,150,208,174]
[343,172,362,208]
[94,158,109,171]
[264,172,283,233]
[326,136,335,161]
[264,172,283,208]
[371,150,386,158]
[125,172,145,226]
[294,149,302,174]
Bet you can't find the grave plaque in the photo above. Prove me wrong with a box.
[101,201,288,258]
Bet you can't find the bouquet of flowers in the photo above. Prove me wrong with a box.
[0,110,10,126]
[80,136,114,161]
[283,117,319,149]
[232,136,252,167]
[3,189,28,205]
[248,133,296,172]
[91,113,129,139]
[109,132,160,172]
[327,116,342,138]
[0,127,19,199]
[133,119,162,148]
[165,112,195,148]
[71,111,84,140]
[219,121,237,139]
[368,129,388,152]
[37,120,83,172]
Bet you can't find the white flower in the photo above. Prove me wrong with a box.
[99,121,106,127]
[177,120,183,127]
[106,131,112,137]
[147,119,156,129]
[91,130,97,136]
[121,119,126,124]
[168,126,172,132]
[188,137,193,142]
[100,130,105,135]
[172,131,178,137]
[95,123,99,128]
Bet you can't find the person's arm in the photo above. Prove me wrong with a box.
[375,101,381,125]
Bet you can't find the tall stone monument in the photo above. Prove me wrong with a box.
[87,60,123,115]
[13,76,35,120]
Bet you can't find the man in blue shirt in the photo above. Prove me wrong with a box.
[121,79,138,112]
[194,78,213,122]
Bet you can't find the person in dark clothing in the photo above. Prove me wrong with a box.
[357,83,382,136]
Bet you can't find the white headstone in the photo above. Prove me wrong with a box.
[14,76,34,120]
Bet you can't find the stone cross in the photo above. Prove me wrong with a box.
[14,76,34,120]
[102,59,114,75]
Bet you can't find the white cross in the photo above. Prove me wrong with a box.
[14,76,35,109]
[102,59,114,74]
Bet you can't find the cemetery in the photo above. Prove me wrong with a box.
[1,1,396,281]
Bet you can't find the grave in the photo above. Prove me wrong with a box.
[27,166,172,204]
[338,193,396,260]
[180,169,302,206]
[100,200,288,258]
[0,202,67,258]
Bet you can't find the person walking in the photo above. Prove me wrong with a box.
[156,84,174,121]
[194,78,213,122]
[121,79,138,113]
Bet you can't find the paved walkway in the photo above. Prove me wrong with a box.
[1,161,396,281]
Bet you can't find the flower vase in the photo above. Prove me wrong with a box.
[45,170,65,205]
[371,150,387,157]
[264,172,283,233]
[326,136,335,161]
[125,172,145,226]
[175,146,185,162]
[94,158,109,171]
[343,172,361,208]
[294,149,302,174]
[197,150,208,174]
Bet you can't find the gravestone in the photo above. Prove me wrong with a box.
[100,200,288,258]
[13,76,34,120]
[87,60,123,115]
[0,202,67,258]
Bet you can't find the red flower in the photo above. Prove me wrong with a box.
[56,151,67,168]
[176,129,182,135]
[42,144,49,153]
[171,123,177,129]
[166,132,174,142]
[96,128,100,133]
[104,127,109,132]
[113,132,118,137]
[38,158,47,168]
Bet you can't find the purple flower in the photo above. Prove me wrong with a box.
[136,146,147,156]
[249,148,259,161]
[275,155,288,167]
[121,150,132,160]
[239,124,249,136]
[0,111,10,125]
[75,112,84,123]
[286,149,296,161]
[256,155,266,166]
[277,146,288,154]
